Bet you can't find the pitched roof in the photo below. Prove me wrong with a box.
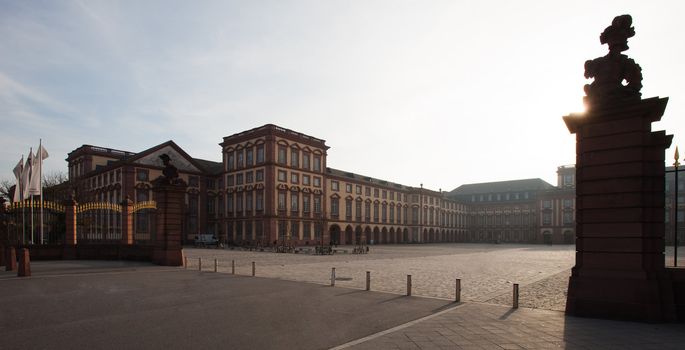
[193,158,223,175]
[449,178,555,196]
[326,167,412,191]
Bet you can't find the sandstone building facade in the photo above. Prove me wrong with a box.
[66,124,575,245]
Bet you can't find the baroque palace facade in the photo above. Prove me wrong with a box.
[66,124,575,245]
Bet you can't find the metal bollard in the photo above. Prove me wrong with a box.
[198,258,202,271]
[513,283,519,309]
[407,275,412,296]
[184,257,188,269]
[252,262,256,276]
[366,271,371,291]
[331,268,336,286]
[231,259,235,275]
[455,278,461,302]
[214,259,218,272]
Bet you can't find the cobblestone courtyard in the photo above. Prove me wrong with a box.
[184,243,576,311]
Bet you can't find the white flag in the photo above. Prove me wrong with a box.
[22,150,34,199]
[28,144,48,196]
[12,156,23,203]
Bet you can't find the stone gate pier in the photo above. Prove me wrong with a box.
[563,15,682,322]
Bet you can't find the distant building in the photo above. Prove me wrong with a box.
[65,124,580,245]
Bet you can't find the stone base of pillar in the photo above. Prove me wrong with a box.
[5,246,17,271]
[566,273,676,322]
[17,248,31,277]
[152,248,184,266]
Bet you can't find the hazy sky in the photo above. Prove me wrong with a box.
[2,1,684,191]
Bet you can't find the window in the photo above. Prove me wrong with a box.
[313,177,321,187]
[278,170,287,182]
[331,181,339,191]
[291,172,299,184]
[313,155,321,171]
[382,203,387,222]
[564,174,573,186]
[382,190,387,199]
[563,199,573,209]
[303,175,310,186]
[256,190,264,211]
[346,184,352,193]
[563,212,573,225]
[331,198,339,216]
[302,153,310,169]
[236,173,243,185]
[542,200,552,209]
[227,175,234,186]
[314,195,322,214]
[136,169,149,182]
[345,199,352,220]
[374,189,379,198]
[542,212,552,225]
[365,202,371,222]
[206,179,216,189]
[228,153,235,170]
[303,195,310,213]
[303,222,311,240]
[355,201,362,221]
[237,151,244,168]
[291,193,299,212]
[246,192,253,211]
[291,221,299,240]
[365,187,371,196]
[278,192,286,211]
[356,185,362,195]
[246,172,254,183]
[390,191,394,200]
[291,149,299,167]
[390,206,395,222]
[246,149,253,166]
[236,192,243,212]
[227,194,233,213]
[256,145,265,163]
[256,170,264,182]
[397,205,402,223]
[373,203,379,222]
[278,146,287,164]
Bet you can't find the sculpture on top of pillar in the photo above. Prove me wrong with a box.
[583,14,643,108]
[153,154,185,186]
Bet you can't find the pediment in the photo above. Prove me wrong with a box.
[133,146,201,173]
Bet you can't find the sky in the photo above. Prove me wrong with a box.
[1,0,684,192]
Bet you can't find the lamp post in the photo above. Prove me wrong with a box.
[667,147,682,267]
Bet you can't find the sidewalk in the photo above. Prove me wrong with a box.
[337,302,685,349]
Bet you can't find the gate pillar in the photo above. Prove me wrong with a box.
[64,198,77,246]
[563,97,676,322]
[151,154,187,266]
[121,197,134,245]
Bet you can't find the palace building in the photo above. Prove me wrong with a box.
[66,124,575,245]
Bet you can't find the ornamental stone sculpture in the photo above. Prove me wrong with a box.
[583,14,643,107]
[153,153,184,186]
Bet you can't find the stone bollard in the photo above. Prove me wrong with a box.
[17,248,30,277]
[214,259,218,272]
[231,259,235,275]
[5,247,17,271]
[252,261,256,276]
[198,258,202,271]
[513,283,519,309]
[366,271,371,291]
[331,267,336,286]
[455,279,461,302]
[407,275,412,296]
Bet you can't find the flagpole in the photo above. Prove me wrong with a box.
[21,154,25,244]
[29,147,34,245]
[40,139,44,244]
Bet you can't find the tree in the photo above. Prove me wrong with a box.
[0,170,68,202]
